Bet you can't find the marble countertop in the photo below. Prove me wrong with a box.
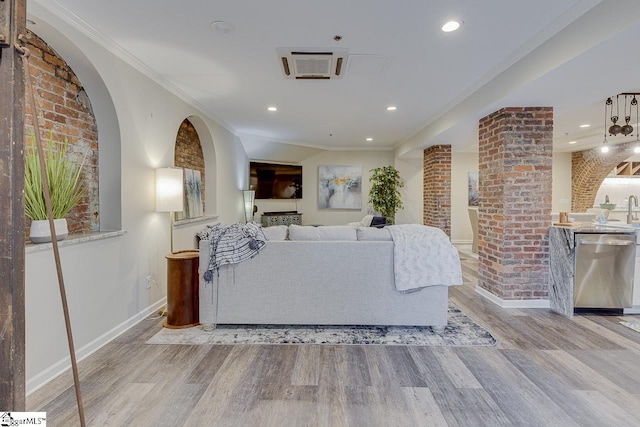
[551,224,637,234]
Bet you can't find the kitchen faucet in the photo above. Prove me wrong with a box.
[628,195,638,224]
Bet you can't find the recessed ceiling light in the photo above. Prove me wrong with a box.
[386,106,397,111]
[568,141,577,144]
[579,124,590,128]
[267,106,277,112]
[366,137,373,142]
[441,20,461,32]
[210,20,235,34]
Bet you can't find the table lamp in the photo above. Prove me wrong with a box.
[156,167,184,253]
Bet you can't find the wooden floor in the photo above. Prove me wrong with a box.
[27,247,640,426]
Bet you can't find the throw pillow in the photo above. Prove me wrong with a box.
[288,225,320,241]
[261,225,288,241]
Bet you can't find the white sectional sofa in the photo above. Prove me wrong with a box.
[198,224,461,333]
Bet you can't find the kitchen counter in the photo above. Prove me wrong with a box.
[552,223,638,234]
[549,224,636,318]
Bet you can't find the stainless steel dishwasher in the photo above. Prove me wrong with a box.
[574,232,636,308]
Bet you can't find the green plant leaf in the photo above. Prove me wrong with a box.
[368,165,404,224]
[24,131,86,221]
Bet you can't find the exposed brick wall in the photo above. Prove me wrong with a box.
[174,119,205,212]
[477,107,553,300]
[24,31,99,235]
[571,142,635,212]
[423,145,451,237]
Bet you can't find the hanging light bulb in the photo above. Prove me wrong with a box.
[621,95,635,135]
[634,95,640,153]
[601,144,610,153]
[609,96,622,135]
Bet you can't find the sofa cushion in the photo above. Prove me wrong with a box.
[262,225,288,241]
[288,225,320,240]
[289,225,357,241]
[317,225,357,241]
[356,227,392,241]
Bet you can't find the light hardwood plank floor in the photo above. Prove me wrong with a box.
[27,247,640,426]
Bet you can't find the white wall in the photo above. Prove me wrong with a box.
[595,177,640,209]
[552,152,572,213]
[26,5,247,391]
[394,157,423,225]
[254,150,394,226]
[451,152,479,243]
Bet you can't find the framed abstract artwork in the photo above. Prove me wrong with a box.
[176,168,203,220]
[318,165,362,209]
[468,171,479,206]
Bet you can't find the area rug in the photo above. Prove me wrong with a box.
[146,304,496,347]
[620,320,640,333]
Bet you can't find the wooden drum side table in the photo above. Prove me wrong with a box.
[164,249,200,329]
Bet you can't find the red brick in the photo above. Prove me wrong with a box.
[477,107,552,301]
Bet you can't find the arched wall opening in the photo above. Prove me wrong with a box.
[24,30,99,235]
[183,115,217,215]
[571,141,637,212]
[27,18,122,231]
[174,119,206,217]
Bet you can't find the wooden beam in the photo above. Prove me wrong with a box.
[0,0,27,411]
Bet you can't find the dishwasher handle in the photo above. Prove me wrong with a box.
[578,239,635,246]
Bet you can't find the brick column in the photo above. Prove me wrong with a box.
[477,107,553,300]
[423,145,451,237]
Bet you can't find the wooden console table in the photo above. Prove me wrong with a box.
[164,250,199,329]
[261,211,302,227]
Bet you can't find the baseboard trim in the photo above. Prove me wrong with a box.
[26,297,166,395]
[623,305,640,314]
[475,286,550,308]
[451,239,473,245]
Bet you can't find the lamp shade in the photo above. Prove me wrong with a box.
[156,167,184,212]
[243,190,255,223]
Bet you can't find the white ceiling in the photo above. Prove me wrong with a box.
[29,0,640,161]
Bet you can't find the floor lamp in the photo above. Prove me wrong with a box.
[243,190,255,223]
[156,167,184,253]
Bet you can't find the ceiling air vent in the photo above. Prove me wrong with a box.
[277,48,348,79]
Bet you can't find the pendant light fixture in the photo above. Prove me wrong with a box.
[602,97,611,153]
[602,93,640,153]
[635,95,640,153]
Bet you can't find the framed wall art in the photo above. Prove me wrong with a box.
[318,165,362,209]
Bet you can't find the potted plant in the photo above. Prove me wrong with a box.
[368,165,404,225]
[24,132,86,243]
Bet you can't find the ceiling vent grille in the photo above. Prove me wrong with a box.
[277,48,347,79]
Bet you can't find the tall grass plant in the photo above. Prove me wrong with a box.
[24,132,86,220]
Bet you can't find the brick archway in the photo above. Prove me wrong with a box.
[571,142,636,212]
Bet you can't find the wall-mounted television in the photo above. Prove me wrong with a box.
[250,161,302,199]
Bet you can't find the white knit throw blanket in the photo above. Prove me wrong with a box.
[386,224,463,292]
